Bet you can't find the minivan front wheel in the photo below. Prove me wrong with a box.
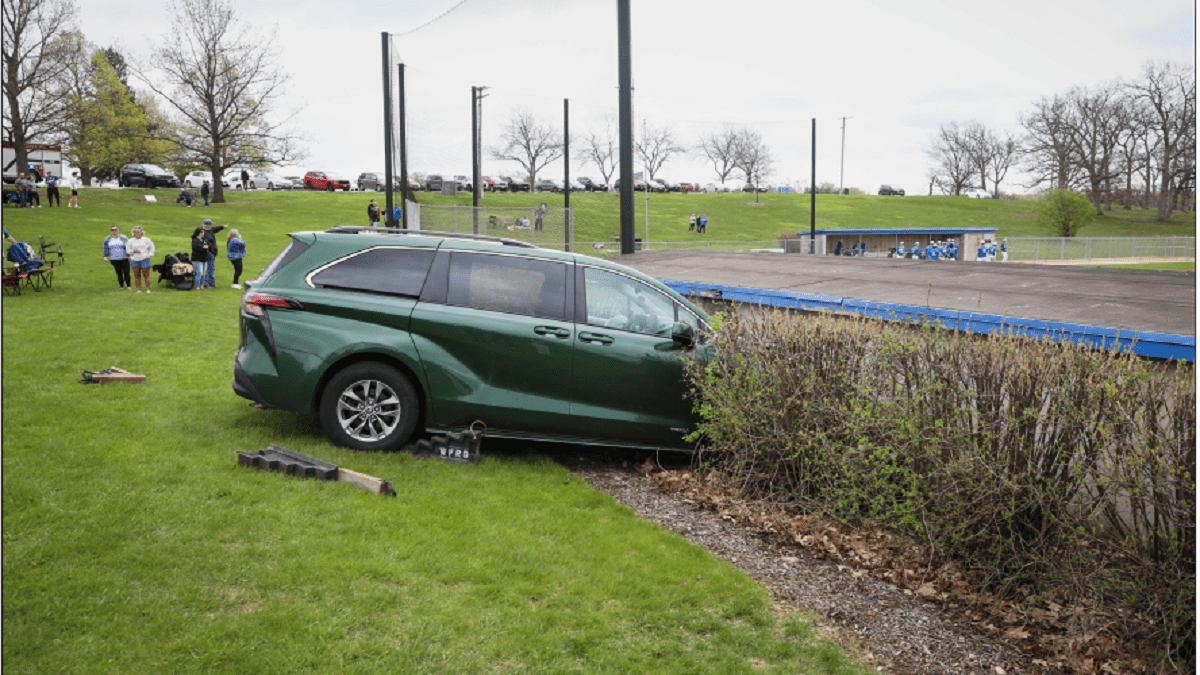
[320,363,418,452]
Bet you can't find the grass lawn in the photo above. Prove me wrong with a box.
[412,189,1196,243]
[2,188,873,675]
[1081,261,1195,270]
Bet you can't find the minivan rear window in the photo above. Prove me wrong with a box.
[309,247,435,297]
[257,239,310,283]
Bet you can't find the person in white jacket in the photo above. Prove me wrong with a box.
[125,226,156,293]
[67,172,82,208]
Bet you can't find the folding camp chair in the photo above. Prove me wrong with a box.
[39,235,64,266]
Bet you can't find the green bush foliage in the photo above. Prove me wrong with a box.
[687,310,1195,668]
[1036,188,1096,237]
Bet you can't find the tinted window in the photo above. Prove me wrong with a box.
[309,247,435,297]
[258,238,311,284]
[447,252,566,320]
[583,267,676,336]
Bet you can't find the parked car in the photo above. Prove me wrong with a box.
[248,172,291,190]
[303,171,334,190]
[328,173,351,191]
[678,182,695,193]
[479,176,499,192]
[658,179,680,192]
[284,176,304,189]
[358,172,385,191]
[181,170,231,190]
[233,227,711,453]
[119,163,180,189]
[536,178,562,193]
[578,177,606,192]
[878,185,905,196]
[963,187,991,199]
[453,175,473,192]
[502,176,529,192]
[423,174,445,192]
[567,179,587,192]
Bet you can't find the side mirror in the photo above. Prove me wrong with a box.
[671,323,695,348]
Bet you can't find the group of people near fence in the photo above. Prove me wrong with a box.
[688,213,709,233]
[10,167,81,209]
[102,218,246,292]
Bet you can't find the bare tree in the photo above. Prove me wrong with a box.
[1061,82,1131,216]
[577,116,617,187]
[134,0,305,203]
[925,122,975,195]
[490,106,562,189]
[1020,94,1081,191]
[634,119,684,182]
[697,125,742,183]
[1128,60,1196,220]
[2,0,78,173]
[732,128,774,203]
[985,130,1019,198]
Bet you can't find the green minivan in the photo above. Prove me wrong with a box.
[233,227,711,452]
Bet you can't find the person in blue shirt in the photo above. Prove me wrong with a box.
[895,241,906,258]
[1000,238,1008,262]
[947,241,958,260]
[45,172,60,206]
[987,242,998,261]
[226,229,247,289]
[911,241,921,259]
[834,240,844,256]
[924,242,935,260]
[976,242,987,261]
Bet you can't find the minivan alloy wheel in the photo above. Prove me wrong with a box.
[320,362,418,451]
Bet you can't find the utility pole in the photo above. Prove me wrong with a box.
[617,0,635,255]
[381,32,395,227]
[563,98,570,252]
[839,116,850,198]
[471,86,488,234]
[398,63,409,229]
[810,118,816,253]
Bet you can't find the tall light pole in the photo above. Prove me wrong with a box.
[839,116,850,198]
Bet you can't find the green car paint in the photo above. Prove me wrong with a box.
[233,228,710,452]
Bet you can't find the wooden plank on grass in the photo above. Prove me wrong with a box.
[338,468,397,497]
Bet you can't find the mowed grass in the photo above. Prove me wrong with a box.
[2,188,872,675]
[410,188,1196,242]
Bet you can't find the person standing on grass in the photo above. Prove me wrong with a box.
[45,172,60,206]
[201,219,226,288]
[688,213,696,232]
[227,229,246,289]
[191,227,212,289]
[698,213,708,234]
[201,180,210,207]
[68,172,82,208]
[125,226,156,293]
[103,226,132,290]
[368,199,380,226]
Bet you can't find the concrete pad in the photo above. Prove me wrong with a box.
[617,250,1196,337]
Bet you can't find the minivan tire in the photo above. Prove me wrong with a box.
[320,362,419,452]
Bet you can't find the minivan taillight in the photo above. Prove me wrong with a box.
[242,293,303,316]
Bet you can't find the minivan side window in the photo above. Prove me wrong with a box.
[447,252,567,320]
[582,267,676,336]
[308,247,435,297]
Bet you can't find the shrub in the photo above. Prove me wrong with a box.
[1036,188,1095,236]
[687,310,1195,669]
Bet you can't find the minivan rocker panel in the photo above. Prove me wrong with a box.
[234,228,710,453]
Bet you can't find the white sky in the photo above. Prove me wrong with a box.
[79,0,1195,194]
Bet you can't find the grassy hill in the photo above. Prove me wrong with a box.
[410,190,1196,243]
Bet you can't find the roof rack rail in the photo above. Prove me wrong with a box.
[324,226,539,249]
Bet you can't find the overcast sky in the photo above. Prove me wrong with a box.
[80,0,1194,194]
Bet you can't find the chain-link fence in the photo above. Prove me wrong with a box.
[408,202,574,250]
[1004,236,1195,262]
